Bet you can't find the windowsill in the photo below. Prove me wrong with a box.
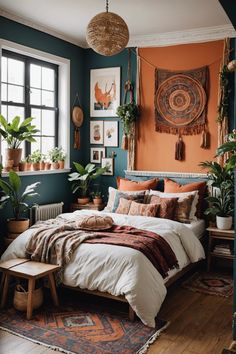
[2,168,71,177]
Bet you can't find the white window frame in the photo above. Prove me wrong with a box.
[0,39,70,176]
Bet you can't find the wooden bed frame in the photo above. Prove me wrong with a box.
[65,170,208,321]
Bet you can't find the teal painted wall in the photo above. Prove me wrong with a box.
[0,16,86,220]
[83,48,137,197]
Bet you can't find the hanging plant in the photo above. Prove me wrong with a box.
[217,64,231,123]
[116,102,139,135]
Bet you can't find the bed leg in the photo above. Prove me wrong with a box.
[129,305,135,321]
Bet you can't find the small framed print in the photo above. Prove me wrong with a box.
[90,67,120,117]
[90,121,104,144]
[90,147,105,163]
[104,121,118,147]
[101,157,114,176]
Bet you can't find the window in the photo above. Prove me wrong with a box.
[1,50,58,158]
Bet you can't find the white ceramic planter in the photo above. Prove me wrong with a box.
[216,216,233,230]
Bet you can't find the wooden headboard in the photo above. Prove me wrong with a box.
[124,170,208,191]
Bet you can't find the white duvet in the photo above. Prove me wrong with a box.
[1,210,205,327]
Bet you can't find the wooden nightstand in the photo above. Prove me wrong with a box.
[70,202,105,212]
[207,227,234,271]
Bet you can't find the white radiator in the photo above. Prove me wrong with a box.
[30,202,64,224]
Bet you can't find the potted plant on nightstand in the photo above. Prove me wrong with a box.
[200,130,235,230]
[68,162,106,205]
[0,170,40,239]
[0,115,39,168]
[91,184,103,206]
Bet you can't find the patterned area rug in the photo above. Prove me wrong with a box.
[0,289,168,354]
[182,272,233,298]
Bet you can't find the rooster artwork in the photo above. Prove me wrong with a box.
[94,81,116,111]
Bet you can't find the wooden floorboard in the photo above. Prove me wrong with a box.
[0,285,233,354]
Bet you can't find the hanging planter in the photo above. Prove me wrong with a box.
[116,101,139,150]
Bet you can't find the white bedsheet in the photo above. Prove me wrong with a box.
[1,210,205,328]
[184,219,206,239]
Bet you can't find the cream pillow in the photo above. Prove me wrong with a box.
[148,189,199,221]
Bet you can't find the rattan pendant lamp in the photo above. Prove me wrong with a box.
[86,0,129,56]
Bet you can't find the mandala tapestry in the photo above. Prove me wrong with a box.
[155,66,208,135]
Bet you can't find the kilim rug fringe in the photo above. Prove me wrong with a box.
[0,321,170,354]
[137,321,170,354]
[0,326,75,354]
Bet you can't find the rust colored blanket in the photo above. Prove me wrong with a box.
[85,225,179,278]
[26,219,178,279]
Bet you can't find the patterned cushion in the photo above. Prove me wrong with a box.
[164,178,206,218]
[150,195,178,219]
[174,194,195,223]
[115,198,132,214]
[117,177,159,191]
[104,187,146,213]
[128,201,159,217]
[76,215,114,230]
[148,190,198,221]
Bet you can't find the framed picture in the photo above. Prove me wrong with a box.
[90,121,104,144]
[90,67,120,117]
[104,121,118,147]
[101,157,114,176]
[90,147,105,163]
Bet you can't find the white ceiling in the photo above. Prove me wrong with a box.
[0,0,235,48]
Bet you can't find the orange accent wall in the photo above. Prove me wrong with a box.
[136,40,224,173]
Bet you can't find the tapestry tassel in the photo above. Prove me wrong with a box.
[74,128,80,149]
[200,129,210,149]
[175,136,185,161]
[121,134,129,150]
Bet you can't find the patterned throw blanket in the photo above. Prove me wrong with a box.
[26,219,179,279]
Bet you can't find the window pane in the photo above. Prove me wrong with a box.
[1,105,7,118]
[1,57,7,82]
[30,64,41,89]
[8,106,25,121]
[42,67,54,90]
[31,137,41,152]
[42,110,55,136]
[8,84,24,103]
[31,108,41,132]
[42,137,54,155]
[1,83,7,101]
[42,90,54,107]
[8,58,24,85]
[30,88,41,105]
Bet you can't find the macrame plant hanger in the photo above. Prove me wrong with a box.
[72,93,84,149]
[122,49,136,170]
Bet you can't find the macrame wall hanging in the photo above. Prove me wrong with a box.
[154,66,209,161]
[72,93,84,149]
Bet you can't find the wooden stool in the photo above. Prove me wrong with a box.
[0,258,60,320]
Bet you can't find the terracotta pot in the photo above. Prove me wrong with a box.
[7,218,30,234]
[40,161,45,170]
[19,162,27,171]
[45,162,51,170]
[93,197,103,205]
[5,148,22,167]
[5,159,14,168]
[32,162,40,171]
[58,160,65,169]
[51,162,59,169]
[25,162,32,171]
[77,197,90,205]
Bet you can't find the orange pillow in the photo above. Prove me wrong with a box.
[164,178,206,218]
[117,177,159,191]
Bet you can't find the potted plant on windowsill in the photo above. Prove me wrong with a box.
[48,147,64,169]
[0,169,40,238]
[0,115,39,168]
[30,150,43,171]
[68,162,106,205]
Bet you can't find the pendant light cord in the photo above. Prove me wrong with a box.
[106,0,109,12]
